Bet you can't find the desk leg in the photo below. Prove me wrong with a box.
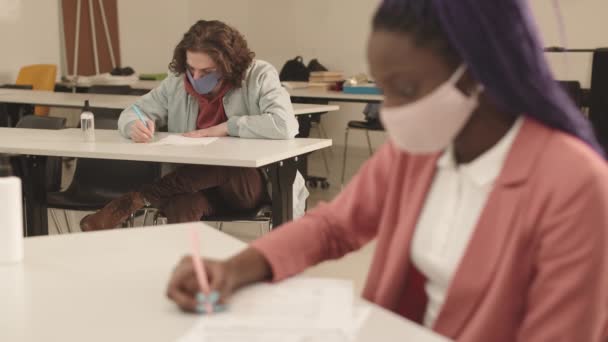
[20,156,49,236]
[267,159,297,228]
[296,114,313,178]
[296,113,330,189]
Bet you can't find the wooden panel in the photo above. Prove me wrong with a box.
[62,0,121,76]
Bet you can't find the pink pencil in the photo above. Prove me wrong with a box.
[189,227,213,314]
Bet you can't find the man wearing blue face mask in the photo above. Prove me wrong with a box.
[80,20,304,231]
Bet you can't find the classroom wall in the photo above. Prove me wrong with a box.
[185,0,608,148]
[187,0,384,149]
[530,0,608,87]
[2,1,608,147]
[116,0,190,75]
[0,0,62,84]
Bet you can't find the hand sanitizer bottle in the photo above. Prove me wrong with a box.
[80,100,95,142]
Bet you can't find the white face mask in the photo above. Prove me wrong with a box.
[379,65,483,154]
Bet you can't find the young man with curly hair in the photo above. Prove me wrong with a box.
[80,20,301,231]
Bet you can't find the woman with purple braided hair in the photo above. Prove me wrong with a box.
[167,1,608,340]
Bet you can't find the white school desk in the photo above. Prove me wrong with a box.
[56,81,385,104]
[57,79,162,90]
[0,88,339,115]
[0,128,331,236]
[0,223,451,342]
[288,87,383,104]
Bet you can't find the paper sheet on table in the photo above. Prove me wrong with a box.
[177,278,368,342]
[149,135,218,146]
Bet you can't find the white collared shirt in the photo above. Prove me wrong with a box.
[411,117,523,328]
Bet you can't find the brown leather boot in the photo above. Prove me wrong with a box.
[80,192,146,231]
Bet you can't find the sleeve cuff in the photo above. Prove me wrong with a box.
[227,117,240,137]
[123,121,136,139]
[251,237,297,283]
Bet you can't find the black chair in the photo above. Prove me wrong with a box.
[89,84,149,96]
[16,114,66,130]
[0,84,34,127]
[46,118,161,232]
[206,204,273,233]
[341,103,384,187]
[87,85,132,120]
[14,115,66,192]
[559,81,584,109]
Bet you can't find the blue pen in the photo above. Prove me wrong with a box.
[132,104,149,128]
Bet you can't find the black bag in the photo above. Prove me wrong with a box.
[110,66,135,76]
[307,58,328,72]
[279,56,310,82]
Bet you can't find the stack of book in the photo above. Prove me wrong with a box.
[309,71,344,83]
[282,81,333,90]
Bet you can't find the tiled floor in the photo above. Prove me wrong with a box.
[48,145,380,294]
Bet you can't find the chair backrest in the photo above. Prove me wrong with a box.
[15,115,66,191]
[589,49,608,151]
[0,84,34,127]
[363,103,381,122]
[16,64,57,116]
[558,81,584,109]
[75,117,119,130]
[362,103,384,130]
[67,157,160,200]
[88,85,132,94]
[94,118,118,130]
[16,115,66,130]
[88,85,131,120]
[68,117,160,198]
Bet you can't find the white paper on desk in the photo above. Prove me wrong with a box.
[180,325,351,342]
[176,278,363,342]
[149,135,218,146]
[178,308,370,342]
[224,278,353,328]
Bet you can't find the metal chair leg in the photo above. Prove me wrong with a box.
[318,122,334,154]
[321,147,331,176]
[341,127,350,188]
[258,221,272,236]
[50,209,64,234]
[143,209,150,227]
[62,210,73,233]
[365,130,373,156]
[152,211,159,226]
[129,213,135,227]
[313,123,331,177]
[122,213,135,228]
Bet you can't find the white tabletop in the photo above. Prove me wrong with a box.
[293,103,339,115]
[0,89,339,115]
[0,128,331,168]
[0,224,450,342]
[288,88,384,103]
[58,80,384,103]
[58,79,162,90]
[0,89,137,109]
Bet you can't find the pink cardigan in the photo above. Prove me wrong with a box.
[252,118,608,341]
